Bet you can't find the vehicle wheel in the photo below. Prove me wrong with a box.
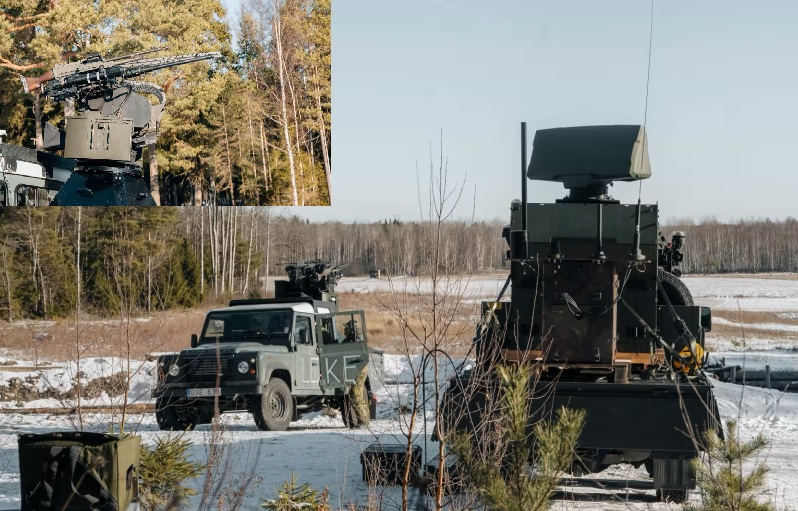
[656,489,688,503]
[155,397,195,431]
[644,458,654,477]
[658,268,694,306]
[253,379,293,431]
[341,395,361,429]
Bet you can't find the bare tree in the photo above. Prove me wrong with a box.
[271,1,299,206]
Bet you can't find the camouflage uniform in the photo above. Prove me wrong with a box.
[344,319,370,427]
[350,365,370,427]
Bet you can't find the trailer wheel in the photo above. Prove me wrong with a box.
[653,458,693,503]
[657,268,694,306]
[156,397,195,431]
[253,378,293,431]
[656,489,688,503]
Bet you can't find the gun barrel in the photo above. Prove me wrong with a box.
[105,46,168,63]
[40,52,220,98]
[120,52,221,79]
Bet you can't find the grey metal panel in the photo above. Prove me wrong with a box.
[368,349,385,391]
[521,203,659,246]
[64,116,133,161]
[528,125,651,187]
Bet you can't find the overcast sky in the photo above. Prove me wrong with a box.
[260,0,798,223]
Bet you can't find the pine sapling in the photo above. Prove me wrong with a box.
[261,472,329,511]
[688,419,773,511]
[451,363,585,511]
[138,432,204,511]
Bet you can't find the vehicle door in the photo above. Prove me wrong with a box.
[293,314,321,391]
[315,310,368,390]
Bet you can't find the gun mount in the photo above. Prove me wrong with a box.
[277,260,344,303]
[21,48,220,205]
[439,124,721,503]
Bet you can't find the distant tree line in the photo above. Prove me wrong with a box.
[0,208,507,320]
[0,208,794,320]
[0,0,330,206]
[663,217,798,274]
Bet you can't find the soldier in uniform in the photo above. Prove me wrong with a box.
[344,319,370,427]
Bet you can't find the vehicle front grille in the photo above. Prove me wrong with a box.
[185,357,231,382]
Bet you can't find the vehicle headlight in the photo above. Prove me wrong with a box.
[168,364,180,377]
[237,361,249,374]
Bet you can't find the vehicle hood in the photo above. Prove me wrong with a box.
[181,343,290,355]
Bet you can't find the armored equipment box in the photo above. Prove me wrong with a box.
[360,444,421,485]
[17,431,140,511]
[64,116,134,162]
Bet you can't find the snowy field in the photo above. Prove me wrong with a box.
[0,274,797,509]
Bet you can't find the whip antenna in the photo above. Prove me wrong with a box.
[643,0,655,128]
[631,0,655,263]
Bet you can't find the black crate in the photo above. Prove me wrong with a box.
[360,443,421,485]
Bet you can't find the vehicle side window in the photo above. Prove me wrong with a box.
[294,316,312,345]
[14,185,49,206]
[0,182,5,206]
[320,317,336,345]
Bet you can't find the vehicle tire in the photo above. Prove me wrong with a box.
[656,489,688,503]
[253,378,293,431]
[644,458,654,477]
[341,395,361,429]
[156,397,195,431]
[658,268,694,306]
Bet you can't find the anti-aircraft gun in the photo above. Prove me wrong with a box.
[438,124,722,503]
[279,260,344,303]
[20,47,220,205]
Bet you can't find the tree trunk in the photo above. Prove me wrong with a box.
[221,105,235,200]
[32,93,43,149]
[247,104,260,204]
[146,232,152,313]
[273,9,299,206]
[229,207,238,293]
[1,239,13,322]
[148,144,161,205]
[244,209,255,294]
[265,208,271,295]
[259,122,271,191]
[75,207,83,430]
[288,77,305,206]
[314,70,332,201]
[200,207,205,296]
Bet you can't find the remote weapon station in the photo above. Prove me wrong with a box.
[439,124,721,502]
[20,47,219,205]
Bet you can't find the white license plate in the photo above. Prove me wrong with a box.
[187,388,221,397]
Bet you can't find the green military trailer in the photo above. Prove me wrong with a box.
[438,125,722,503]
[153,262,379,431]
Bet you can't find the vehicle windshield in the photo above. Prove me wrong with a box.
[200,309,294,346]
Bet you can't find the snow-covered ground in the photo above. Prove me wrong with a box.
[339,273,798,312]
[0,274,797,509]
